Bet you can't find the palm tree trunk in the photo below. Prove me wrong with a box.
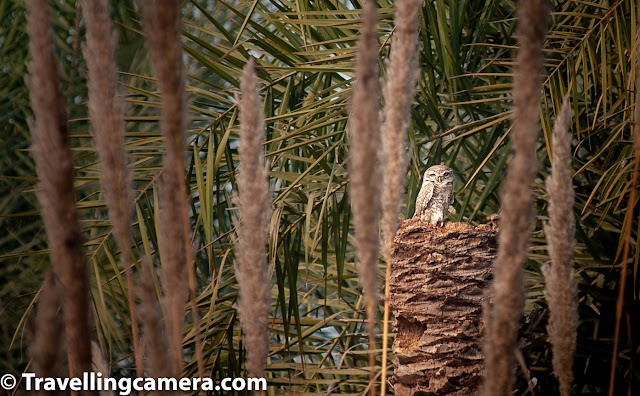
[389,218,498,395]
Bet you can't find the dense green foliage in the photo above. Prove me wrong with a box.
[1,0,639,394]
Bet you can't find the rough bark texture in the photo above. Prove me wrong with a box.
[389,218,498,395]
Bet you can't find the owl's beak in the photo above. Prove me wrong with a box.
[437,176,442,182]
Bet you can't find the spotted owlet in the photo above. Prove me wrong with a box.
[413,165,455,225]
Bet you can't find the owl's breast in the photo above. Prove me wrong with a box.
[430,184,451,205]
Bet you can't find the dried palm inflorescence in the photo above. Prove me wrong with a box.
[139,257,173,385]
[30,272,62,386]
[378,1,423,391]
[481,1,550,395]
[608,2,640,394]
[81,0,142,375]
[348,1,381,393]
[140,0,195,377]
[542,96,577,396]
[380,0,422,256]
[91,341,116,396]
[235,59,272,379]
[25,0,92,377]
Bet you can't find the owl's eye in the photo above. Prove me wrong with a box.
[428,173,436,177]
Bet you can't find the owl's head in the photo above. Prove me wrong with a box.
[423,165,454,185]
